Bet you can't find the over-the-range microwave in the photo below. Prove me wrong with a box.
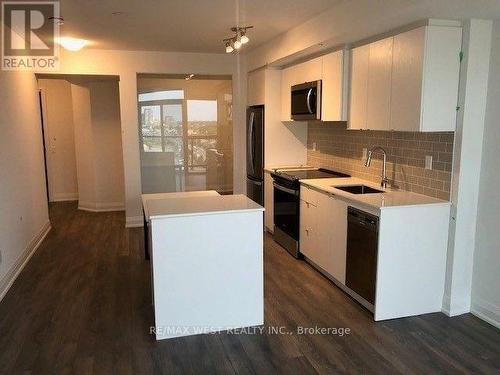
[291,80,322,121]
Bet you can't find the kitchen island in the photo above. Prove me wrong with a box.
[142,192,264,340]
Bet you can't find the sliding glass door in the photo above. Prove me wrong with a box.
[138,76,233,194]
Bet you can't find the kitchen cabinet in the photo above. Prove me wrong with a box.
[366,37,393,131]
[349,25,462,132]
[321,50,348,121]
[317,192,348,283]
[294,56,323,85]
[349,37,393,131]
[264,171,274,232]
[349,44,370,130]
[299,189,318,260]
[299,186,347,284]
[247,68,265,106]
[390,26,462,132]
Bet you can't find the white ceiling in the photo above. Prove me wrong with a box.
[59,0,341,53]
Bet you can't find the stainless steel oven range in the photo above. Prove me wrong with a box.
[270,168,350,258]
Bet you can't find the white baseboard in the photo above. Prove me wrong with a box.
[78,201,125,212]
[441,293,471,317]
[471,297,500,329]
[0,221,51,302]
[126,215,144,228]
[50,192,79,202]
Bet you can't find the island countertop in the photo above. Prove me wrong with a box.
[147,194,264,219]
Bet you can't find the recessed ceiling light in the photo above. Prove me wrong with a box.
[57,37,88,51]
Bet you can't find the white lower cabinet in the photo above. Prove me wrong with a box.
[299,196,318,259]
[264,171,274,232]
[300,186,347,284]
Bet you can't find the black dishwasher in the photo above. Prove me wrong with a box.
[346,207,379,306]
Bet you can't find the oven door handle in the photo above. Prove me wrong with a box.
[273,182,299,196]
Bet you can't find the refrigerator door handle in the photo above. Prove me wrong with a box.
[249,179,262,186]
[248,111,255,176]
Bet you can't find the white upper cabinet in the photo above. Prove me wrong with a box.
[419,26,462,132]
[321,50,348,121]
[390,26,462,132]
[366,37,393,131]
[349,44,370,130]
[349,25,462,132]
[294,56,323,84]
[390,27,426,131]
[281,51,347,122]
[247,68,265,106]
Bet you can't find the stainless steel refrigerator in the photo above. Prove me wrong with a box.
[246,105,264,205]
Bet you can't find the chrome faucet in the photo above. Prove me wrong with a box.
[365,146,388,189]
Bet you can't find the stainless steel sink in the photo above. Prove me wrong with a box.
[333,184,384,194]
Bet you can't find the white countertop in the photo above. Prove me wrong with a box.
[147,194,264,219]
[300,177,450,210]
[142,191,220,221]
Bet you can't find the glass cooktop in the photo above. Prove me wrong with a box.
[278,168,350,181]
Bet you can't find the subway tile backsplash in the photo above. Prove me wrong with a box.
[307,123,454,200]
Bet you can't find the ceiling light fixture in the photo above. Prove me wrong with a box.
[57,37,88,51]
[49,16,64,26]
[240,32,249,44]
[223,26,253,53]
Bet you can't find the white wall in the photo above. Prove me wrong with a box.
[443,20,493,317]
[37,79,78,201]
[43,49,241,226]
[71,83,96,209]
[70,80,126,211]
[88,80,125,210]
[0,71,51,300]
[471,20,500,328]
[263,68,308,167]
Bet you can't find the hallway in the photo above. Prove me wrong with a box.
[0,203,499,374]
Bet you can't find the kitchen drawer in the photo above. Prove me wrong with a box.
[300,185,319,206]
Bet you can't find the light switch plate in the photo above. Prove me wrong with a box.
[312,142,317,151]
[425,155,433,170]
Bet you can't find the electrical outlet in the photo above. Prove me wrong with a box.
[362,148,368,160]
[312,142,317,151]
[425,155,433,170]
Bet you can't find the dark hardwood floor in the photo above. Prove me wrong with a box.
[0,202,499,374]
